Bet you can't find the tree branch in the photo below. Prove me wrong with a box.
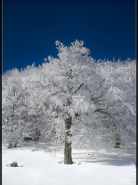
[91,79,105,98]
[73,83,85,94]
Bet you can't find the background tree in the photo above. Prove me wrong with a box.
[2,69,29,147]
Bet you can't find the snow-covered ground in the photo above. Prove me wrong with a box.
[2,142,136,185]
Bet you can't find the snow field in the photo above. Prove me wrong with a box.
[2,144,136,185]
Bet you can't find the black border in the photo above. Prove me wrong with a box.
[1,0,2,184]
[136,0,138,184]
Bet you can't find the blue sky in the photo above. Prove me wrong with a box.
[3,0,135,73]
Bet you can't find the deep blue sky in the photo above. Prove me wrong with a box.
[3,0,135,73]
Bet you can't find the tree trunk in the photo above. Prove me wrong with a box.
[64,114,73,164]
[64,142,73,164]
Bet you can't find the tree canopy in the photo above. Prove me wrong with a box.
[2,40,136,150]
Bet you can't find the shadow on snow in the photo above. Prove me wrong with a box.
[4,141,135,167]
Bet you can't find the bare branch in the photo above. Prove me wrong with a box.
[51,92,59,96]
[91,79,105,98]
[73,83,85,94]
[106,101,119,109]
[91,91,104,101]
[31,81,47,89]
[94,108,111,116]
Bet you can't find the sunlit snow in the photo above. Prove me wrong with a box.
[2,142,136,185]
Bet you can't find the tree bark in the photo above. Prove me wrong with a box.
[64,142,73,164]
[64,114,73,164]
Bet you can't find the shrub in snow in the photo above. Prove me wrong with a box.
[10,161,18,167]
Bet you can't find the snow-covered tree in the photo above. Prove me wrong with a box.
[2,69,29,147]
[37,40,133,164]
[94,59,136,147]
[2,40,135,165]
